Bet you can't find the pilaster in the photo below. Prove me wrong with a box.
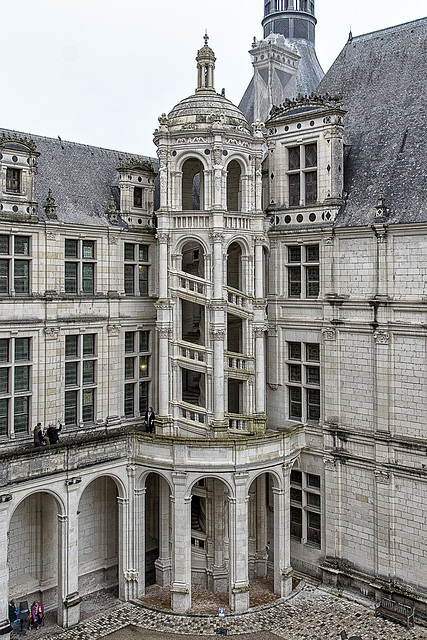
[229,473,250,612]
[171,473,191,613]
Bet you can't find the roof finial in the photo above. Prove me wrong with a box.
[204,30,209,46]
[348,27,353,42]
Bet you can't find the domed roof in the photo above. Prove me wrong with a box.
[166,91,251,133]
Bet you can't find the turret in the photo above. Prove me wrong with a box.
[262,0,317,45]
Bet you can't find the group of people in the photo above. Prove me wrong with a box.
[33,421,62,447]
[8,599,44,633]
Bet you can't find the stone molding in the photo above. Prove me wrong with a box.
[323,327,337,341]
[374,469,390,484]
[44,327,60,339]
[107,324,120,336]
[373,330,389,344]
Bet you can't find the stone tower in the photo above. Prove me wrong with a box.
[239,0,324,124]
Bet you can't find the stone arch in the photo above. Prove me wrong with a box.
[181,239,206,279]
[181,157,206,210]
[227,241,243,291]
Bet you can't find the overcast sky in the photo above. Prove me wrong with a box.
[2,0,425,156]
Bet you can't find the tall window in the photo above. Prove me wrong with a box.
[64,334,97,425]
[133,187,143,208]
[6,168,22,193]
[286,244,319,298]
[290,470,321,547]
[287,341,320,421]
[65,239,96,294]
[124,243,149,296]
[0,235,30,295]
[124,330,151,417]
[287,143,317,206]
[0,337,32,436]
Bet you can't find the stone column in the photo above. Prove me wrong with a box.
[322,327,339,423]
[254,475,268,577]
[134,486,146,598]
[155,477,172,586]
[157,233,169,300]
[323,456,339,561]
[373,330,391,434]
[229,473,250,612]
[254,326,266,415]
[117,497,128,601]
[0,499,11,635]
[123,465,139,600]
[273,463,293,597]
[57,500,80,629]
[211,328,226,428]
[210,480,228,593]
[212,232,224,299]
[254,239,264,299]
[157,327,170,418]
[171,473,191,613]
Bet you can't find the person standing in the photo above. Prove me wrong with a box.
[144,406,155,433]
[33,423,43,447]
[46,421,62,444]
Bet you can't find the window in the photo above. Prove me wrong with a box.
[133,187,143,208]
[124,243,149,296]
[64,334,97,425]
[6,168,22,194]
[287,341,320,421]
[124,330,151,417]
[0,337,32,437]
[287,143,317,206]
[0,235,30,295]
[290,469,321,547]
[65,239,95,294]
[286,244,319,298]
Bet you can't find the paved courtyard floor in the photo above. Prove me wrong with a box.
[30,582,427,640]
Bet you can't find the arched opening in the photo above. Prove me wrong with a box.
[78,477,119,598]
[226,160,242,211]
[8,492,61,613]
[144,473,171,590]
[182,158,204,210]
[181,300,205,346]
[227,242,243,291]
[182,240,205,279]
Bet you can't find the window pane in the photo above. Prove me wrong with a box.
[289,364,301,382]
[288,147,300,170]
[139,265,148,295]
[6,168,21,193]
[124,383,134,416]
[139,245,148,262]
[307,388,320,420]
[291,470,302,485]
[14,260,29,293]
[289,173,300,206]
[65,361,78,386]
[307,492,321,508]
[288,246,301,263]
[124,264,134,294]
[82,388,94,422]
[65,239,78,258]
[308,473,321,489]
[14,366,30,391]
[305,143,317,168]
[0,367,8,393]
[125,357,134,379]
[0,259,9,293]
[307,365,320,385]
[289,386,302,418]
[15,338,30,361]
[0,236,9,254]
[82,263,94,293]
[290,506,302,539]
[65,262,77,293]
[0,398,7,435]
[307,511,321,545]
[65,390,78,425]
[83,334,95,355]
[139,381,149,415]
[139,331,149,352]
[305,171,317,204]
[82,240,94,259]
[14,236,29,255]
[124,243,135,261]
[0,339,9,362]
[14,395,29,433]
[125,332,134,353]
[133,188,142,208]
[306,244,319,262]
[288,342,301,360]
[306,266,319,297]
[306,343,320,362]
[83,360,95,384]
[139,355,149,378]
[65,335,78,357]
[290,487,302,503]
[288,266,301,297]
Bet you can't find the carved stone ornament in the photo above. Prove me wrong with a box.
[157,327,172,339]
[44,188,57,219]
[268,383,279,390]
[209,232,224,243]
[44,327,60,339]
[373,330,389,345]
[124,570,139,582]
[323,455,336,470]
[108,234,119,245]
[324,235,334,245]
[156,233,170,244]
[269,91,343,120]
[374,469,390,484]
[267,325,278,338]
[107,324,120,336]
[46,230,57,241]
[210,328,226,340]
[322,327,337,341]
[253,325,267,337]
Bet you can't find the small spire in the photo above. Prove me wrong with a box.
[347,27,353,42]
[375,190,387,222]
[196,33,216,92]
[45,188,57,219]
[204,30,209,46]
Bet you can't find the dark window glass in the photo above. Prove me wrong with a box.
[0,259,8,293]
[305,143,317,168]
[288,266,301,297]
[124,383,134,416]
[307,492,321,508]
[14,260,29,293]
[288,246,301,263]
[305,171,317,204]
[290,506,302,539]
[307,388,320,420]
[0,398,7,435]
[289,386,302,419]
[306,343,320,362]
[0,368,8,394]
[124,243,135,261]
[306,244,319,262]
[65,239,78,258]
[14,366,30,391]
[288,147,300,170]
[125,332,134,353]
[65,361,78,386]
[82,240,94,259]
[65,262,77,293]
[14,395,29,433]
[134,187,143,208]
[14,236,29,255]
[65,335,78,358]
[307,366,320,385]
[0,339,9,362]
[289,173,300,206]
[6,168,21,193]
[83,334,95,356]
[0,236,9,254]
[139,381,149,415]
[307,511,321,544]
[125,357,134,379]
[15,338,30,361]
[139,265,148,295]
[139,331,149,352]
[139,245,149,262]
[82,360,95,384]
[291,469,302,485]
[306,265,319,297]
[290,487,302,503]
[139,355,149,378]
[124,264,134,295]
[308,473,321,489]
[288,342,301,360]
[82,388,94,422]
[65,390,78,425]
[289,364,302,382]
[82,263,94,293]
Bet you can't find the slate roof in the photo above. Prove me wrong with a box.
[317,18,427,227]
[0,128,157,227]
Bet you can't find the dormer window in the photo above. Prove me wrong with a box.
[287,143,317,207]
[133,187,143,208]
[6,168,21,194]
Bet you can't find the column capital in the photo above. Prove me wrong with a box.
[373,329,389,345]
[322,327,337,341]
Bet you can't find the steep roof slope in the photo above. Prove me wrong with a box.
[318,18,427,227]
[0,128,157,227]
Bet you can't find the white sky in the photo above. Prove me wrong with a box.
[1,0,425,156]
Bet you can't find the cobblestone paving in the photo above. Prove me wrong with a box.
[37,585,427,640]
